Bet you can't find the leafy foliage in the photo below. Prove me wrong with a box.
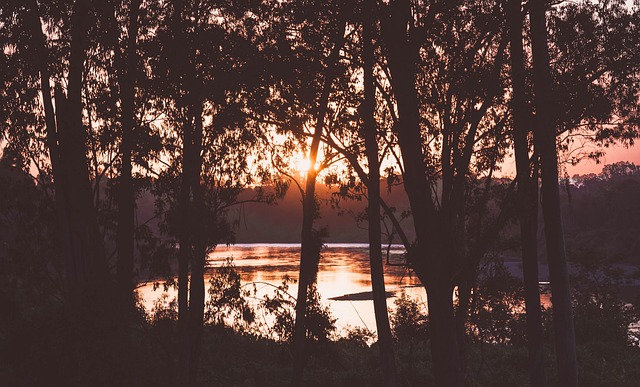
[260,276,297,342]
[205,258,255,330]
[470,259,527,345]
[570,250,640,346]
[389,290,429,342]
[259,276,336,343]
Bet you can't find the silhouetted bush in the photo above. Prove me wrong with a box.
[390,290,429,342]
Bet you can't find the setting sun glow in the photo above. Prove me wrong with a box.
[289,153,316,176]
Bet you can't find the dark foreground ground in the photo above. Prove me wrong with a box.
[3,317,640,387]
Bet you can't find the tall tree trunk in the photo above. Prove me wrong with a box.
[425,275,463,387]
[177,110,193,385]
[381,1,462,385]
[53,0,109,310]
[188,101,206,386]
[291,168,321,386]
[529,1,578,386]
[291,79,328,387]
[170,0,198,383]
[508,0,546,385]
[30,1,114,381]
[175,101,205,387]
[28,3,70,272]
[362,4,400,385]
[291,22,346,387]
[116,0,142,319]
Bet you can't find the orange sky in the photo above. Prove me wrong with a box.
[566,143,640,176]
[500,143,640,178]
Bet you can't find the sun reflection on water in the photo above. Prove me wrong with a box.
[137,243,425,332]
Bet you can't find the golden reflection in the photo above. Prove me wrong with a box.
[138,244,424,332]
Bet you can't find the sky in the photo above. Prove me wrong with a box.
[499,142,640,178]
[567,143,640,175]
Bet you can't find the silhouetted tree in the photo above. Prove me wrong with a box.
[530,0,577,385]
[507,0,545,385]
[25,0,112,322]
[362,1,400,384]
[380,1,511,384]
[145,1,283,383]
[291,8,348,384]
[114,0,142,319]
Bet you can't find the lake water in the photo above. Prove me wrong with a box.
[137,243,425,332]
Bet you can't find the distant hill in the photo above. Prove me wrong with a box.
[132,180,414,244]
[233,182,414,243]
[562,173,640,262]
[132,162,640,255]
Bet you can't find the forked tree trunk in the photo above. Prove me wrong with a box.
[529,1,578,386]
[362,3,400,384]
[28,3,69,269]
[169,1,203,384]
[30,2,114,381]
[52,0,109,311]
[508,0,546,385]
[381,1,463,385]
[177,101,206,386]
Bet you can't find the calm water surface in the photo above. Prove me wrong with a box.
[137,243,424,332]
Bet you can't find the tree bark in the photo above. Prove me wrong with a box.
[116,0,142,318]
[425,276,463,387]
[291,22,346,387]
[28,2,69,271]
[188,101,206,386]
[529,1,578,386]
[177,110,193,385]
[362,3,400,385]
[508,0,546,385]
[52,0,109,310]
[29,1,116,382]
[170,0,198,383]
[291,73,327,387]
[381,1,463,386]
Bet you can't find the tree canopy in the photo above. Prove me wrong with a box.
[1,0,639,385]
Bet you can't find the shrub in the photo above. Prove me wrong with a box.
[390,290,429,342]
[570,250,639,345]
[205,258,255,330]
[470,259,527,344]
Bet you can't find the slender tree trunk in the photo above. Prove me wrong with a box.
[188,101,206,386]
[178,110,194,385]
[116,0,142,318]
[292,168,320,386]
[170,1,197,383]
[362,4,399,385]
[291,22,346,387]
[529,1,578,386]
[291,83,329,387]
[508,0,546,385]
[28,3,70,269]
[177,101,205,386]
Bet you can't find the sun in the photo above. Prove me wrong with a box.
[289,153,314,176]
